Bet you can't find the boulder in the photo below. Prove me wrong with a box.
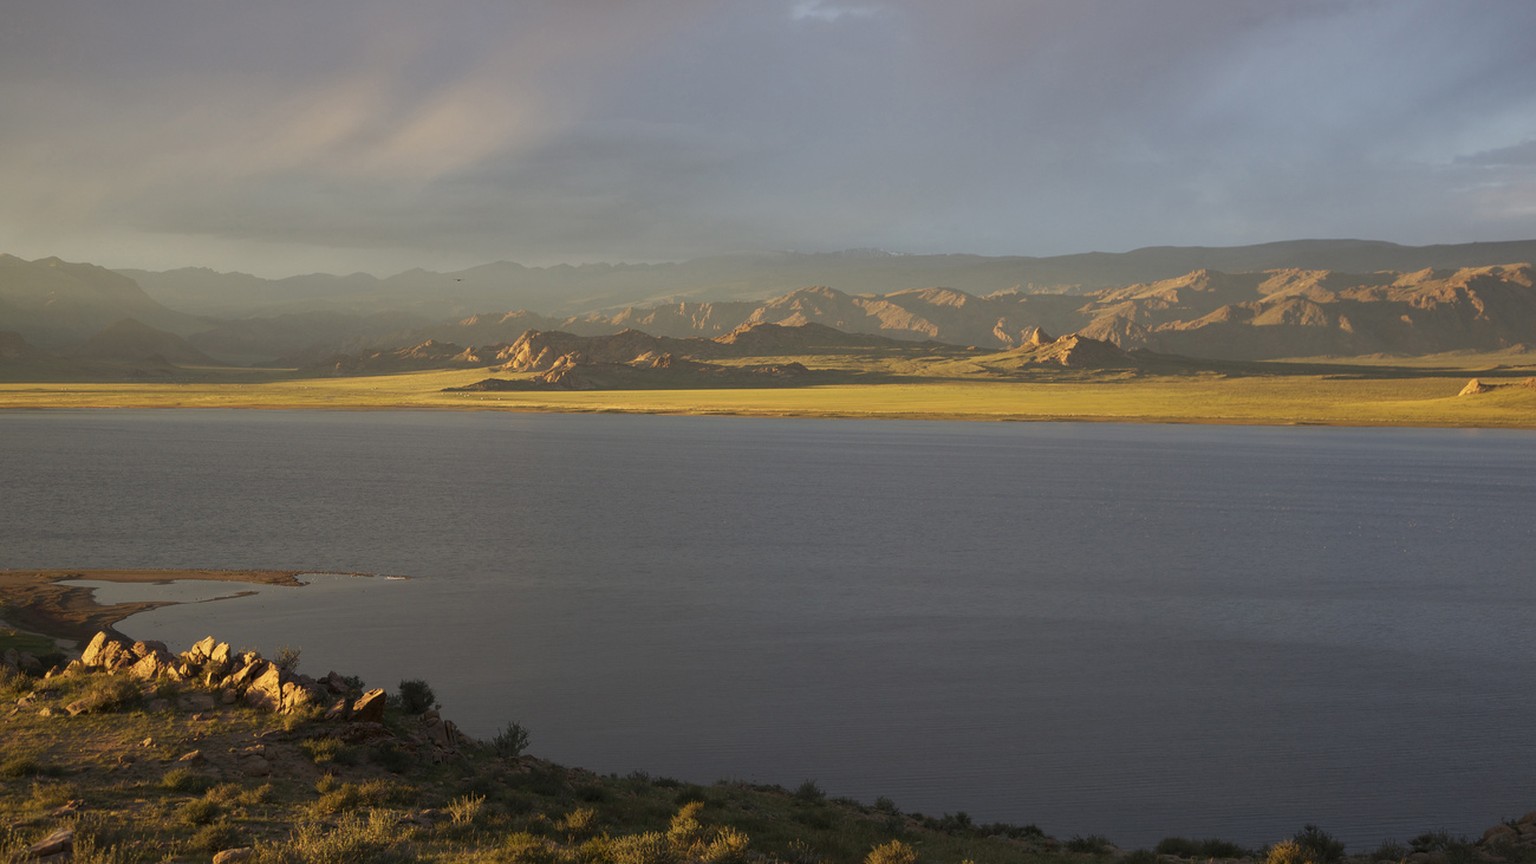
[185,635,218,663]
[224,658,270,693]
[242,665,284,712]
[1457,378,1497,396]
[26,828,73,858]
[213,849,254,864]
[1480,823,1517,846]
[351,688,387,723]
[80,631,133,670]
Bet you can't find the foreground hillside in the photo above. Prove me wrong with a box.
[4,629,1535,864]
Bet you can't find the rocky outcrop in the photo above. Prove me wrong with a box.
[494,328,723,373]
[1457,376,1536,396]
[73,631,352,717]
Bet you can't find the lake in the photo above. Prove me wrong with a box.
[3,409,1534,848]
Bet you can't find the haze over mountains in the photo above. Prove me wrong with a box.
[4,239,1536,370]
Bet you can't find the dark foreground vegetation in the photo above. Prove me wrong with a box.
[3,632,1534,864]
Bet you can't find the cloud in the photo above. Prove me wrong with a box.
[2,1,1535,275]
[791,2,883,23]
[1457,140,1536,168]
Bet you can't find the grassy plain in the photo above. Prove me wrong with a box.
[1,353,1534,427]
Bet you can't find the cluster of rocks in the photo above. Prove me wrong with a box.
[61,631,474,763]
[72,631,369,719]
[1475,811,1536,856]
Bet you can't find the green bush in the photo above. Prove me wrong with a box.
[793,780,825,804]
[494,722,531,758]
[1410,831,1468,854]
[396,678,437,715]
[300,737,347,765]
[274,646,302,673]
[178,797,222,826]
[1157,837,1250,858]
[160,767,213,794]
[1065,835,1112,854]
[189,823,243,856]
[1292,825,1345,863]
[72,675,141,714]
[0,757,51,779]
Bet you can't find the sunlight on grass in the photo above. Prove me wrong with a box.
[1,365,1532,427]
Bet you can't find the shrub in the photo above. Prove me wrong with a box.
[1267,840,1308,864]
[1158,837,1249,859]
[558,807,598,837]
[72,675,141,713]
[1410,831,1467,854]
[667,801,706,851]
[189,823,243,856]
[1371,839,1409,861]
[160,767,212,794]
[504,831,560,864]
[783,839,822,864]
[874,796,899,814]
[607,831,678,864]
[274,646,302,673]
[300,737,346,765]
[935,811,972,834]
[1122,852,1158,864]
[1293,825,1345,863]
[494,721,531,758]
[0,757,49,778]
[27,780,77,811]
[0,665,32,699]
[701,827,750,864]
[1065,835,1112,854]
[396,679,437,715]
[370,741,413,773]
[793,780,825,803]
[177,797,221,826]
[311,779,414,816]
[264,810,408,864]
[447,792,485,827]
[866,840,918,864]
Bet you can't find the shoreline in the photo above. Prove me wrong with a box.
[2,401,1534,430]
[3,369,1536,429]
[0,569,309,647]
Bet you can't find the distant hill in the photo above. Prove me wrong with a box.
[1074,264,1536,359]
[9,242,1535,364]
[0,254,201,349]
[118,239,1536,321]
[72,318,222,366]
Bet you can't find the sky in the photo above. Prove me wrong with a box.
[3,1,1535,277]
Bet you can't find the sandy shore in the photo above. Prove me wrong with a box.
[0,569,308,647]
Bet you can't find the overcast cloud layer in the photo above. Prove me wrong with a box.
[4,1,1535,276]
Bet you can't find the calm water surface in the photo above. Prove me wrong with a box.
[3,410,1534,847]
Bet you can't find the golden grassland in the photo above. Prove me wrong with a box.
[0,371,1532,427]
[0,349,1533,427]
